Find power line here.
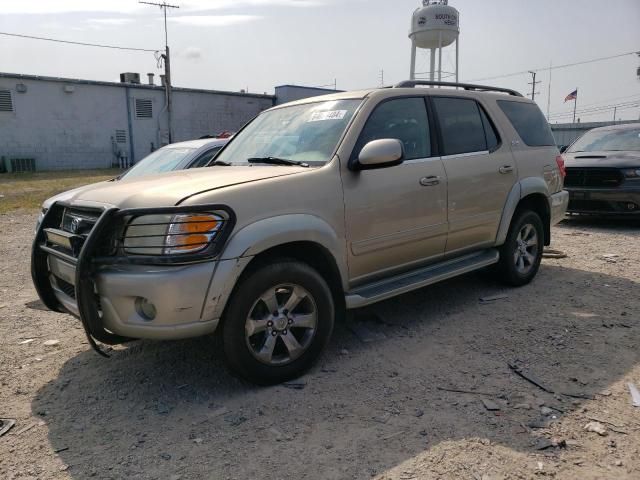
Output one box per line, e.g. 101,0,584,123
551,104,639,120
550,99,640,116
466,50,638,83
549,102,639,119
548,100,640,119
552,93,640,111
0,31,158,52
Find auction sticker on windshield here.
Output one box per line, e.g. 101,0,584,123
308,110,347,122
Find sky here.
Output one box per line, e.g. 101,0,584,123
1,0,639,122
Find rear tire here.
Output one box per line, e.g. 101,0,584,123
221,260,334,385
496,210,544,286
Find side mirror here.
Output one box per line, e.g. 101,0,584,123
356,139,404,170
559,145,568,154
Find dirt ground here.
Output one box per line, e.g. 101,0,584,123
1,211,639,480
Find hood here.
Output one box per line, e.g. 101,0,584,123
564,150,640,169
62,166,307,209
42,181,111,209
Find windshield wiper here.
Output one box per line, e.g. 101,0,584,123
247,157,309,168
209,160,232,166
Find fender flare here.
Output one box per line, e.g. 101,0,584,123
220,213,348,287
495,178,550,245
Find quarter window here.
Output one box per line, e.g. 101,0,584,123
432,97,488,155
497,100,555,146
191,146,223,168
353,98,431,161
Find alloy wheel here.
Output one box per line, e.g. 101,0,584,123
513,223,539,275
244,284,318,366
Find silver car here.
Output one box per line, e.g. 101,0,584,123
37,138,229,227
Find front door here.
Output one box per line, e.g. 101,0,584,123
431,96,517,254
341,97,448,285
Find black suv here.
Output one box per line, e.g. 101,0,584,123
563,123,640,215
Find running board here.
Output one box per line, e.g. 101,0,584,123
345,249,500,309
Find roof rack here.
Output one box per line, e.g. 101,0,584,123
393,80,523,97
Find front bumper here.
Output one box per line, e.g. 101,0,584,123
31,203,243,344
566,187,640,215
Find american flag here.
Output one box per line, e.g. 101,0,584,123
564,89,578,102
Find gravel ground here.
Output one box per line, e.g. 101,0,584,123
1,212,639,480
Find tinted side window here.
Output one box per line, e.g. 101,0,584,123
497,100,555,146
353,98,430,160
432,97,487,155
479,107,499,151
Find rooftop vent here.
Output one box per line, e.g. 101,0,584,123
120,72,141,84
147,73,155,85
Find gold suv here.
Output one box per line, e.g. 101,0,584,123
32,81,568,384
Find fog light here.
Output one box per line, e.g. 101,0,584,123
628,203,637,211
135,297,157,320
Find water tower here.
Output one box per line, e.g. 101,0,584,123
409,0,460,82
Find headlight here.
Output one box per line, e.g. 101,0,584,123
122,212,224,256
622,168,640,179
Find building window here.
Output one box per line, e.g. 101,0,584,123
135,98,153,118
0,89,14,112
115,129,127,143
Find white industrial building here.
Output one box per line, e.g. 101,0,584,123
0,72,338,171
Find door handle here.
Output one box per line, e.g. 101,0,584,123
499,165,514,174
420,175,440,186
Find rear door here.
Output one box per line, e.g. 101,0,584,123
342,96,448,284
431,96,517,254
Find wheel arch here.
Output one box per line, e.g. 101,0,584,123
496,179,552,246
216,215,348,321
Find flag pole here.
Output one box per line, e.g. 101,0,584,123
572,88,578,124
546,60,552,120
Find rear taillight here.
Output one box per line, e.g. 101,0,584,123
555,155,566,178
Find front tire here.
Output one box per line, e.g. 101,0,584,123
496,210,544,286
221,260,334,385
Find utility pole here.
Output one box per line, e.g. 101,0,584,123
613,106,617,124
379,69,384,87
528,70,541,102
140,1,179,143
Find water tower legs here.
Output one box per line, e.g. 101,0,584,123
429,49,435,81
455,37,459,83
437,31,443,82
410,40,417,80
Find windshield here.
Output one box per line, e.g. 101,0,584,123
568,127,640,153
122,147,195,179
214,99,362,166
